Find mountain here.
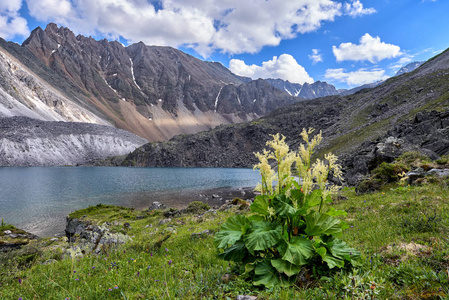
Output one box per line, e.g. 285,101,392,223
265,78,339,99
0,23,299,142
337,81,384,96
395,61,424,76
118,48,449,185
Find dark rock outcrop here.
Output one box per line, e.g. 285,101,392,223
343,110,449,185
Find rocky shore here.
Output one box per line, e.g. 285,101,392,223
1,185,257,253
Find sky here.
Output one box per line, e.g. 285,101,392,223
0,0,447,90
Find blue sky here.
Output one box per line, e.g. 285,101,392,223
0,0,447,89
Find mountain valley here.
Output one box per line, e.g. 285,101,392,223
1,23,448,179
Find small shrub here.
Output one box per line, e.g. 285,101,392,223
435,154,449,165
356,179,383,194
185,201,210,214
396,151,430,167
372,162,409,183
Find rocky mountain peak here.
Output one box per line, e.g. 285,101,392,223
264,78,339,99
3,23,302,142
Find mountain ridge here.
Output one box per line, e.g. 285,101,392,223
117,46,449,185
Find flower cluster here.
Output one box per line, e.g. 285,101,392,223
254,128,342,211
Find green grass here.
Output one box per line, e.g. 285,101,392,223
1,180,449,299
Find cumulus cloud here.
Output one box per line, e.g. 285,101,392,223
18,0,356,56
333,33,402,63
229,54,314,84
325,68,389,86
309,49,323,64
0,0,29,40
344,0,376,17
26,0,72,22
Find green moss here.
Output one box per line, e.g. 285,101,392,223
68,204,135,221
184,201,210,214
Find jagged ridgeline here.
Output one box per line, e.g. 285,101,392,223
120,48,449,184
0,23,317,142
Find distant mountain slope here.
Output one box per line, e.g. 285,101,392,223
0,23,299,141
395,61,424,76
119,48,449,184
265,78,339,99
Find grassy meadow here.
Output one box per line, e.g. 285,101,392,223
1,176,448,299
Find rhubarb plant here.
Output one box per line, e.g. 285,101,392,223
214,129,360,288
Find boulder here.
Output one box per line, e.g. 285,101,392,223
148,201,167,211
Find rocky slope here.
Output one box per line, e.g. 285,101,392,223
0,23,299,142
0,117,146,166
0,45,109,124
118,48,449,185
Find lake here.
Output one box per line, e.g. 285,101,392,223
0,167,260,237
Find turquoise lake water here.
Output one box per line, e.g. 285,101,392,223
0,167,260,237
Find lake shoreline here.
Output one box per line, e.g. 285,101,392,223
14,185,257,238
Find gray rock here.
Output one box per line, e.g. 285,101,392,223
42,259,58,265
427,169,449,177
159,218,172,225
148,201,167,211
191,230,211,238
236,296,257,300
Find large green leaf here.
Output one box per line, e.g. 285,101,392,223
251,195,270,216
271,259,303,277
305,211,342,236
327,238,361,265
322,254,344,269
214,215,250,249
218,241,248,262
315,246,327,258
253,260,293,287
272,195,296,218
306,189,322,208
278,236,314,266
244,220,282,252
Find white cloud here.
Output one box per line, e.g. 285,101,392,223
229,54,314,84
0,0,29,40
20,0,351,56
0,0,22,12
333,33,402,63
26,0,72,22
309,49,323,64
344,0,376,17
325,68,389,86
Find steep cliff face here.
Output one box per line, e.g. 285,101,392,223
10,23,299,141
0,117,147,166
0,47,109,124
